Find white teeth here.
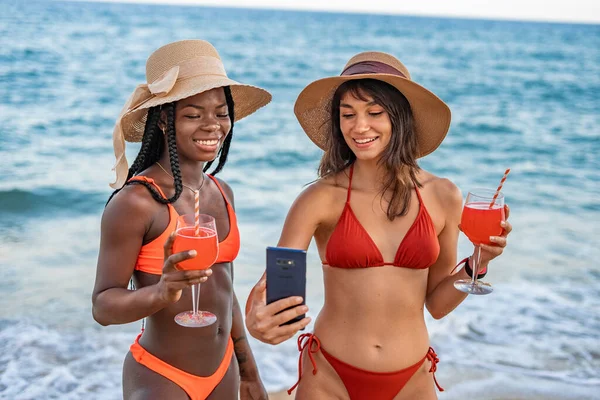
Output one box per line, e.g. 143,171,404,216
354,137,377,144
194,139,219,146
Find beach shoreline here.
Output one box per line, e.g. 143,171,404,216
1,1,598,399
269,390,293,400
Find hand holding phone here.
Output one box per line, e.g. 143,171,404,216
266,246,307,326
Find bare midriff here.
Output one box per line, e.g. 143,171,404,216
314,265,431,372
135,261,233,377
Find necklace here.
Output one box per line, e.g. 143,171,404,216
155,162,205,194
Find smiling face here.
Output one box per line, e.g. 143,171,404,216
172,87,232,163
338,89,393,162
321,79,419,177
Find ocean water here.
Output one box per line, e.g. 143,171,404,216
0,0,599,398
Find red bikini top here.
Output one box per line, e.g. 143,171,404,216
324,165,440,269
131,175,240,275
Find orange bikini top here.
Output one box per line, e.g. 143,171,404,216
131,175,240,275
324,165,440,269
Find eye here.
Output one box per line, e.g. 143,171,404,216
341,114,355,119
369,111,383,117
217,113,229,118
185,115,200,119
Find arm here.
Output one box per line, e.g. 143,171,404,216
92,187,209,325
245,182,329,344
232,292,268,400
232,292,261,379
216,178,268,399
425,180,511,319
424,180,468,319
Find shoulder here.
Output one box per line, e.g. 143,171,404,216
102,182,160,228
210,175,234,204
418,170,462,209
434,178,463,206
282,173,347,228
294,173,346,208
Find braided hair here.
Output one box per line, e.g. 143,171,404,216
106,86,236,205
203,86,235,175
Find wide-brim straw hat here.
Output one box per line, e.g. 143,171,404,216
294,51,450,158
110,40,272,188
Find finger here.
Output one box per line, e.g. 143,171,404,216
182,269,213,281
504,204,510,219
279,316,312,335
162,279,194,293
489,236,507,248
167,268,213,282
168,275,209,287
163,250,197,273
501,220,513,235
480,243,503,256
270,317,312,344
188,276,210,285
264,296,304,316
163,231,176,260
271,305,309,327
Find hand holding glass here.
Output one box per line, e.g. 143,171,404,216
454,189,505,295
172,214,219,327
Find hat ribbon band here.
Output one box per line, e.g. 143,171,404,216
145,56,228,97
341,61,407,78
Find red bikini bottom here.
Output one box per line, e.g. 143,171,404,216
288,333,443,399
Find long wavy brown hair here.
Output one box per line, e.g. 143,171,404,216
318,79,421,221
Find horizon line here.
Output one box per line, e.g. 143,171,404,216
67,0,600,25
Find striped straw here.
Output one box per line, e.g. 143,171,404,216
194,190,200,236
489,168,510,209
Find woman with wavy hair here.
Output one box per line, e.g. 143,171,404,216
245,51,512,399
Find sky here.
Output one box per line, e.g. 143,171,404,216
79,0,600,24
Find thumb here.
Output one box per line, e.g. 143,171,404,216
251,274,267,305
257,278,267,303
256,275,267,294
245,274,266,317
163,231,176,260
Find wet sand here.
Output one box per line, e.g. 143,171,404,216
269,390,294,400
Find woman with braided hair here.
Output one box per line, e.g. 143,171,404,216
92,40,271,400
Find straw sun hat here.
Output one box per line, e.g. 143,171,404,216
294,51,451,158
110,40,272,189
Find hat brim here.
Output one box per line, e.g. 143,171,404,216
122,76,271,142
294,73,450,158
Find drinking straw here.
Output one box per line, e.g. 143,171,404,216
489,168,510,208
194,190,200,236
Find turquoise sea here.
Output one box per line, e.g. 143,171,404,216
0,0,599,398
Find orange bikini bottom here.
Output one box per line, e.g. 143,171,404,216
130,333,234,400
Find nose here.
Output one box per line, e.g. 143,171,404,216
203,122,220,131
201,115,221,132
354,115,370,134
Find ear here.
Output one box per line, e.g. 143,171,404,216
158,109,168,133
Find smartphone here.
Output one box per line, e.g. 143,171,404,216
266,246,307,327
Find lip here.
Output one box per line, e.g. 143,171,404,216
352,136,379,149
192,137,221,152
